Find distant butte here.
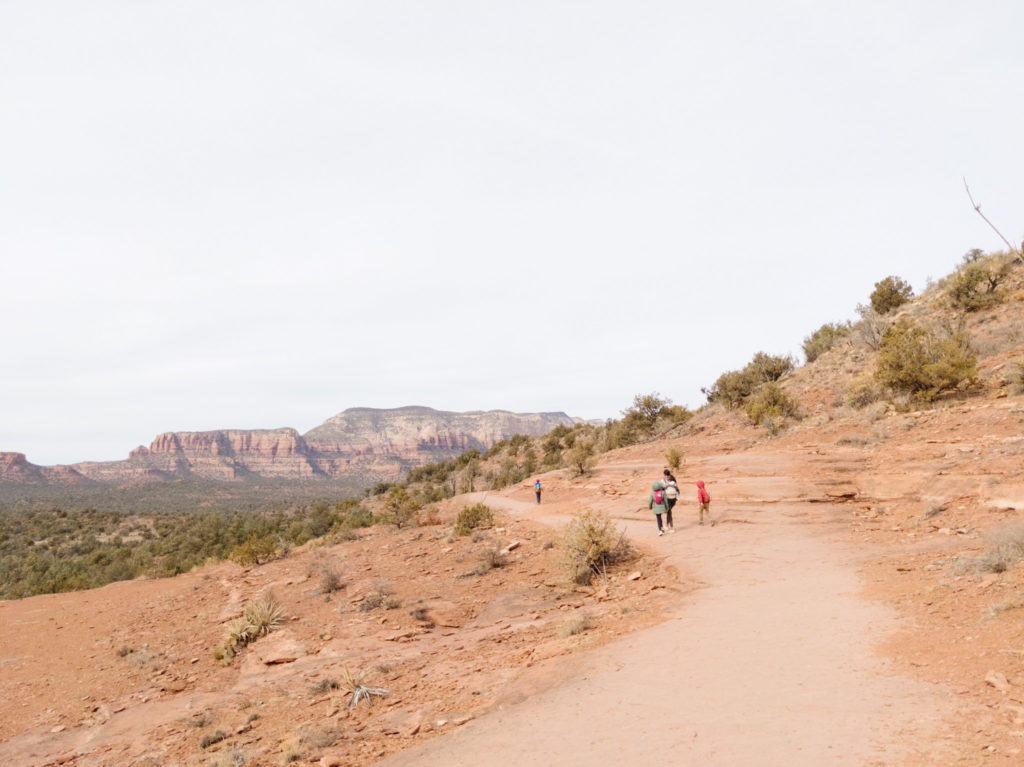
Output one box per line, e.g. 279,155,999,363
0,406,581,488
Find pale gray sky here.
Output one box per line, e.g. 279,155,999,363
2,1,1022,466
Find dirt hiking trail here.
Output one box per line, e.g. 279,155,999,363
377,454,956,766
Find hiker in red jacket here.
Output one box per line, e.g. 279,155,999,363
696,480,712,525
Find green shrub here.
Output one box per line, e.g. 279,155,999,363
869,275,913,314
874,318,977,404
454,503,493,536
560,509,633,585
567,442,596,478
382,487,420,529
229,532,279,566
704,352,795,408
664,448,683,471
704,368,759,408
333,499,375,529
541,432,564,467
743,382,800,425
803,321,852,363
617,393,691,443
947,252,1014,311
488,457,528,490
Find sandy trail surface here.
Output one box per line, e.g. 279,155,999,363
376,459,955,766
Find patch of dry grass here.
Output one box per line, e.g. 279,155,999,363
559,612,596,638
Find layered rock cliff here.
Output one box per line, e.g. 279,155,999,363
304,407,575,463
3,407,576,489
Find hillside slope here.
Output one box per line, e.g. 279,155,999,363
2,257,1023,765
2,382,1024,764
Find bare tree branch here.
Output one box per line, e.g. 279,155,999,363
963,177,1021,259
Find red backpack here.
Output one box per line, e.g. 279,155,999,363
654,489,664,505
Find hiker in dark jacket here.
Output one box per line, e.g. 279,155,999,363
648,481,672,535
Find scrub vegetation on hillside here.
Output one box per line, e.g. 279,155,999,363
0,500,374,599
2,247,1020,602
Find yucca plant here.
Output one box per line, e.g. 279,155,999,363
340,667,390,707
213,593,284,665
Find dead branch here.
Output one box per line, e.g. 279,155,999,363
963,177,1021,260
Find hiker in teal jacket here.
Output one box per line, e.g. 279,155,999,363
648,481,674,536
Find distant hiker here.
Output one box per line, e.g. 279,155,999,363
696,480,712,525
661,470,679,532
648,481,672,535
534,479,542,504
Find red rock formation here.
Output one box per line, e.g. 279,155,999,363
0,452,91,485
4,407,578,488
0,452,43,483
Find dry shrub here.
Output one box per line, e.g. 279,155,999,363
1011,358,1024,394
559,612,596,637
958,522,1024,575
309,678,340,695
299,726,344,749
209,750,247,767
199,730,228,749
359,580,397,611
308,555,343,594
560,509,634,585
474,547,507,575
417,506,442,526
844,375,886,408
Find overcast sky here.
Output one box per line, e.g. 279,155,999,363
2,1,1022,466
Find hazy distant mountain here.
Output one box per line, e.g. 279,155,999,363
0,407,578,493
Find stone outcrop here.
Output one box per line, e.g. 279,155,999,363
0,452,92,486
3,406,576,489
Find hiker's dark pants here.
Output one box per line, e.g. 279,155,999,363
535,492,541,504
665,499,676,527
